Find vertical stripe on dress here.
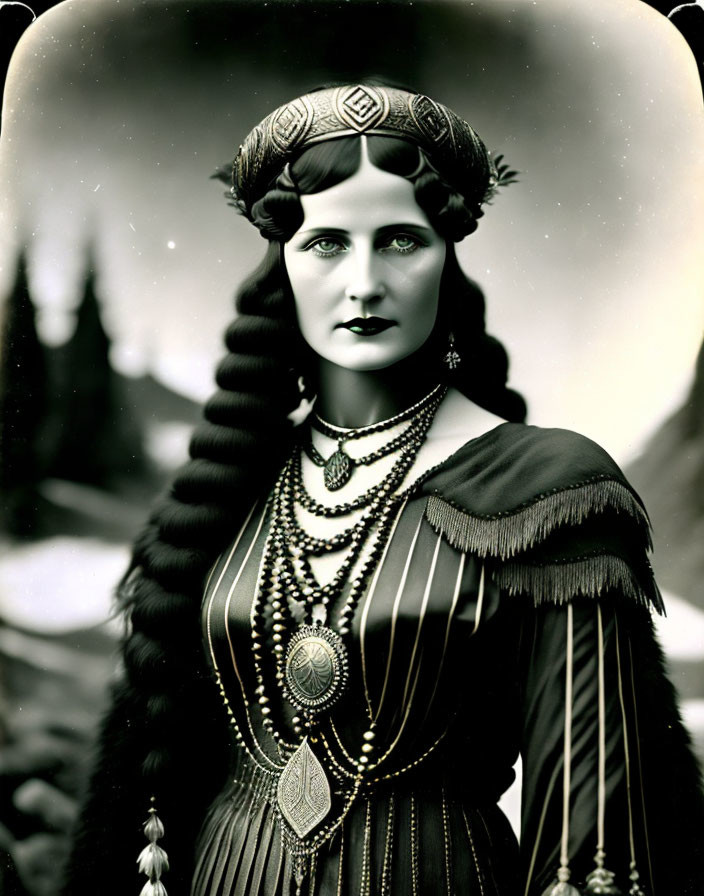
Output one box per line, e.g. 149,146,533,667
380,794,395,896
374,512,425,722
360,798,372,896
410,793,420,896
249,810,276,896
378,528,443,762
222,505,270,694
614,615,648,896
359,498,409,719
554,602,576,890
441,786,454,896
263,816,285,896
471,563,485,636
400,531,443,709
627,636,654,894
421,550,467,730
522,603,576,896
336,821,345,896
462,806,486,896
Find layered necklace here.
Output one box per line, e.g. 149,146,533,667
305,383,446,491
221,384,447,891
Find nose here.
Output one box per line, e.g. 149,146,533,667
344,245,386,305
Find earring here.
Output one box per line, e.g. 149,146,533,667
443,333,461,370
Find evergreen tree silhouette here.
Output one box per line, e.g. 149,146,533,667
684,338,704,439
48,255,145,487
0,251,47,536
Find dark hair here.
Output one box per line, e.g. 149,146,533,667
252,134,485,241
64,132,524,893
252,135,526,420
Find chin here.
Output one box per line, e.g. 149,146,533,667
325,350,415,372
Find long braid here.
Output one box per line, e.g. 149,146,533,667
124,242,299,774
61,244,301,896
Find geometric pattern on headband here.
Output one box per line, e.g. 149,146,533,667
231,84,495,221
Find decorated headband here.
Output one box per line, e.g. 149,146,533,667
226,84,516,224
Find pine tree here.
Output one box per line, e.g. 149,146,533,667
0,252,47,536
47,257,145,487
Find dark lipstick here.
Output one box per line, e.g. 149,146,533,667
339,317,396,336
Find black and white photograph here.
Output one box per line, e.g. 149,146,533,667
1,1,703,895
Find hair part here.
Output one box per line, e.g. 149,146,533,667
252,135,484,243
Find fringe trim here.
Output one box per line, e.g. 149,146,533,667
492,554,664,614
424,479,651,561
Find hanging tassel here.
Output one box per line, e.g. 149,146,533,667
139,883,168,896
584,852,622,894
138,798,169,896
627,861,646,896
541,866,583,896
138,843,170,880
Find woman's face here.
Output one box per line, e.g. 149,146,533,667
283,143,446,373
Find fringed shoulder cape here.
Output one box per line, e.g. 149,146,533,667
61,423,704,896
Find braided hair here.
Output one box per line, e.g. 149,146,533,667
62,133,524,896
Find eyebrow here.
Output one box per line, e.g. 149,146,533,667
294,223,434,239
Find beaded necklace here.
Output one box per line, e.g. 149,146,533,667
307,383,446,490
216,385,447,893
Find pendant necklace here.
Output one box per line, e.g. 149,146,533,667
229,384,446,891
307,383,446,490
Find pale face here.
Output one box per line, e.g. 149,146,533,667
283,143,446,373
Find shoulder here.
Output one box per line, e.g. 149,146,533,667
419,421,635,515
417,423,663,612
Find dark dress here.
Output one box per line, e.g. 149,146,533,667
188,423,704,896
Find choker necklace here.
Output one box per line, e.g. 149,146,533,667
308,384,446,490
313,383,445,437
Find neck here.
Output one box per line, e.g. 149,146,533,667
313,355,440,429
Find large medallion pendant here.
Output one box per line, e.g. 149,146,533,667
284,625,349,713
277,737,332,838
324,447,352,491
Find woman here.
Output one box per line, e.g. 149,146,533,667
62,85,704,896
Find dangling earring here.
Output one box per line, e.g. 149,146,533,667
443,333,461,370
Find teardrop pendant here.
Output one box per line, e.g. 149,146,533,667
324,446,353,490
277,737,332,838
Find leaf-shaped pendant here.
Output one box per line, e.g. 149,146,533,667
277,737,331,838
324,447,352,491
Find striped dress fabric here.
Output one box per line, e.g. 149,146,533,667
190,424,704,896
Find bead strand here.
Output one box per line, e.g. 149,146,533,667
312,383,445,439
305,396,440,472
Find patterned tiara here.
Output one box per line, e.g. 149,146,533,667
229,84,510,222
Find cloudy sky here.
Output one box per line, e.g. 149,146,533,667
0,0,702,463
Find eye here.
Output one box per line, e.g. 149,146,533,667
380,233,423,254
307,237,346,258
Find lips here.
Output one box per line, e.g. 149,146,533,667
338,317,396,336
